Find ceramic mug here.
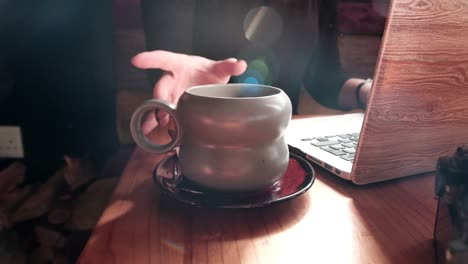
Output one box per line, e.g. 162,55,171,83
130,83,292,192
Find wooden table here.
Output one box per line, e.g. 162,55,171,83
77,119,439,264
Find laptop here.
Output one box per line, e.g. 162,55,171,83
286,0,468,184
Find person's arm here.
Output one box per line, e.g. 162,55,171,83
339,78,372,110
304,0,371,110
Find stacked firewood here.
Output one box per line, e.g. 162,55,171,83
0,156,118,264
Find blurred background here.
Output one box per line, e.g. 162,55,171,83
0,0,388,181
0,0,388,263
0,0,117,181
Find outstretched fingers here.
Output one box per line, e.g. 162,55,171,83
132,50,184,72
212,58,248,78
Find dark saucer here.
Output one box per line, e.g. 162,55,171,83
152,152,315,208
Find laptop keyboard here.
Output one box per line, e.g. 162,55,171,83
301,133,360,163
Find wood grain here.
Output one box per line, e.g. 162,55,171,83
77,118,439,264
354,0,468,184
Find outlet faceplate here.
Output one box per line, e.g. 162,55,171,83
0,126,24,158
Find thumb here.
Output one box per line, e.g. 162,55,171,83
213,58,248,78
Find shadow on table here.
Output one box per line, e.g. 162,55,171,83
159,187,311,239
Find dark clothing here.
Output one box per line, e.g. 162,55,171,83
141,0,347,112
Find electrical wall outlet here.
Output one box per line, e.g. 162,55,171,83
0,126,24,158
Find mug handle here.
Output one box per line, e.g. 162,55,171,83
130,99,183,154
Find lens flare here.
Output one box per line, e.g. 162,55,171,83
235,47,280,86
240,84,264,97
244,77,260,85
243,6,283,46
243,68,265,85
250,59,269,79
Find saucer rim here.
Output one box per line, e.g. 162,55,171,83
152,152,315,209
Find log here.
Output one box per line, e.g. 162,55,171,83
65,178,118,231
11,251,26,264
0,229,23,264
52,251,68,264
0,185,35,230
10,168,66,224
30,246,54,264
0,185,35,212
48,198,73,226
34,226,67,249
0,250,26,264
64,156,98,191
0,162,25,193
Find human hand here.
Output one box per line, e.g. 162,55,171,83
358,80,373,108
339,78,373,110
131,50,247,133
